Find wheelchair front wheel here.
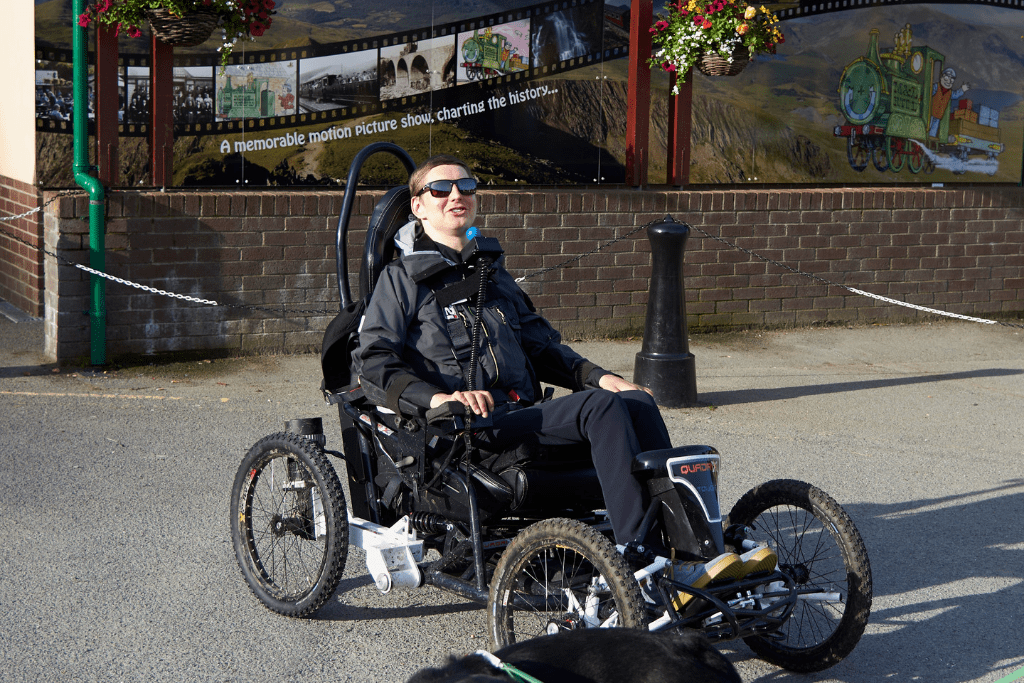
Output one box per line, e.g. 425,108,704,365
727,479,872,673
230,432,349,617
488,518,648,649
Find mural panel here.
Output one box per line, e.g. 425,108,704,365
32,0,1024,187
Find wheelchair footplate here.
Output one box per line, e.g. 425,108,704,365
630,555,802,642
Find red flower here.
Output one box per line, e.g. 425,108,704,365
264,0,276,8
127,26,142,38
702,18,712,29
693,14,704,24
250,23,265,36
96,0,110,12
662,61,677,72
78,12,92,27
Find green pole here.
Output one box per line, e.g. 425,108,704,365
72,0,106,365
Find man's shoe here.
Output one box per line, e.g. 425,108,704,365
739,545,778,576
669,552,745,610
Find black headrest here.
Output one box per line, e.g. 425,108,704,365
358,186,412,302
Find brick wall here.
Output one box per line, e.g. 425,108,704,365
0,176,43,316
43,186,1024,362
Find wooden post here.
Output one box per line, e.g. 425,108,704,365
95,24,120,185
667,71,693,186
626,0,653,187
150,37,174,187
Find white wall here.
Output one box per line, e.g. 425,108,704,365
0,0,36,184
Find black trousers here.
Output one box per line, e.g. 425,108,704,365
486,389,672,545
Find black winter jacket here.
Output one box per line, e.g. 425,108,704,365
353,221,607,414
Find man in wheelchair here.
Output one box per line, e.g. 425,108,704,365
232,150,871,670
353,154,743,580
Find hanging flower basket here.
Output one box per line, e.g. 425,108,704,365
146,8,219,46
78,0,277,66
649,0,784,91
696,47,750,77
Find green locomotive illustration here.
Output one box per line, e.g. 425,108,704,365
461,28,525,80
834,26,1003,175
218,73,277,119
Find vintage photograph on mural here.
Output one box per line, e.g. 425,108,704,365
215,62,298,121
457,20,530,83
298,50,379,114
173,66,215,126
35,60,76,125
530,1,604,68
380,36,456,100
124,66,151,127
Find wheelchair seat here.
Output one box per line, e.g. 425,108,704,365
324,182,606,527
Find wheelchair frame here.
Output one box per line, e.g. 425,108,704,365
231,143,874,673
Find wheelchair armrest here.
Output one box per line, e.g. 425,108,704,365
425,401,469,425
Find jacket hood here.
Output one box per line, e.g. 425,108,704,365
393,220,455,282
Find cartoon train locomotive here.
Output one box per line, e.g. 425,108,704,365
834,27,1003,175
461,29,525,80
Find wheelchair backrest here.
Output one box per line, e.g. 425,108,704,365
358,185,412,302
321,185,411,393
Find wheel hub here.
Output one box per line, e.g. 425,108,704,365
780,563,810,584
270,513,309,537
546,615,581,634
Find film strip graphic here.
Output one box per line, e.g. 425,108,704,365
35,0,628,138
772,0,1024,21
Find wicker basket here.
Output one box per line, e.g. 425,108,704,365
696,48,750,77
146,8,219,47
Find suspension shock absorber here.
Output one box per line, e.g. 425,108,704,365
410,511,450,535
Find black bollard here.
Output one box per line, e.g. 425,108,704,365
633,216,698,407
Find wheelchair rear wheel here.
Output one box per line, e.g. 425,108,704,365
231,432,349,617
487,518,648,649
727,479,872,673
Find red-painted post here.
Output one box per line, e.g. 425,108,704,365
150,36,174,187
96,24,119,185
667,71,693,186
626,0,653,187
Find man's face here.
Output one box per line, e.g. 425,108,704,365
410,164,478,245
940,72,954,89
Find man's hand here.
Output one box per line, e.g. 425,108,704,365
430,390,495,417
598,374,654,397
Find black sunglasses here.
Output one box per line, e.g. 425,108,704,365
416,178,478,198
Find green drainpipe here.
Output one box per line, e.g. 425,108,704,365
72,0,106,365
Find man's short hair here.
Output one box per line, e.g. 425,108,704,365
409,154,473,197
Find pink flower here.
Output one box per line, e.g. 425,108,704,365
693,14,704,24
656,20,669,31
127,26,142,38
96,0,110,12
662,61,677,72
77,12,92,27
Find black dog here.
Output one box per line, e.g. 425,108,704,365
407,628,742,683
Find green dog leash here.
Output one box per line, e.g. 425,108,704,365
474,650,545,683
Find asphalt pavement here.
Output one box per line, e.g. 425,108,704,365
1,309,1022,682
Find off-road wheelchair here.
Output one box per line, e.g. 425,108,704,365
230,143,873,673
